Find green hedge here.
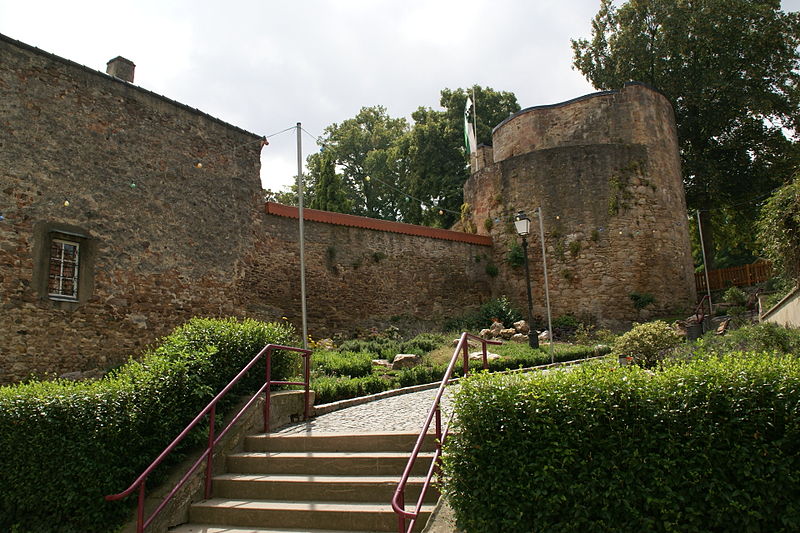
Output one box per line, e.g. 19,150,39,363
0,317,298,533
311,374,395,404
312,350,374,378
443,353,800,532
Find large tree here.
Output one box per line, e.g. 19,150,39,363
572,0,800,268
303,87,520,226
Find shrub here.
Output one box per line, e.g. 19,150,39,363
0,317,297,533
311,374,394,404
312,350,373,378
444,296,523,332
669,322,800,363
723,286,748,307
507,243,525,267
443,353,800,532
629,291,655,310
612,320,681,368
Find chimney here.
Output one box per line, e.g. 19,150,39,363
106,57,135,83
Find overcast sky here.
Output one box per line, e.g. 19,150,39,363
2,0,799,192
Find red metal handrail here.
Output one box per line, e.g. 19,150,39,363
105,343,312,533
391,332,502,533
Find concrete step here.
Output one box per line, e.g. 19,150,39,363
247,432,438,453
212,473,439,503
226,451,435,476
189,498,435,532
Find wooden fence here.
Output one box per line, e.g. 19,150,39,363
695,261,773,293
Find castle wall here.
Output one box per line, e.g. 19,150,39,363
464,83,696,328
0,35,492,383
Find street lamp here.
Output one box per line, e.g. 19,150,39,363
514,211,539,349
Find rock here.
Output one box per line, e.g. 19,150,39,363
372,359,392,368
392,353,422,370
489,321,504,335
511,333,528,343
513,320,530,335
538,330,551,341
500,328,516,340
317,338,336,350
478,329,493,339
468,351,501,361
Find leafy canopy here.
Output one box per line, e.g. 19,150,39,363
572,0,800,268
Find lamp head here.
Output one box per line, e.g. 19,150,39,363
514,211,531,236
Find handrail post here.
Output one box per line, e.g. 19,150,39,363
137,482,145,533
265,347,273,432
434,405,442,477
482,340,488,370
462,339,469,377
397,492,405,533
204,404,216,498
304,353,311,420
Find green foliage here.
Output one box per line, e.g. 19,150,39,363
485,263,499,277
0,317,297,533
311,374,394,404
304,86,519,227
444,296,523,332
629,291,655,310
758,176,800,281
312,350,373,378
444,353,800,532
573,0,800,267
506,242,525,267
670,322,800,363
612,320,681,368
723,286,748,307
308,150,352,214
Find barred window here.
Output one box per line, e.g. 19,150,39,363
48,239,80,300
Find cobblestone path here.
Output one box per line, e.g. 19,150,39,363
276,386,457,435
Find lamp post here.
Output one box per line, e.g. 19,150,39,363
514,211,539,349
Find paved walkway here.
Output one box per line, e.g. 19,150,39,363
276,386,456,435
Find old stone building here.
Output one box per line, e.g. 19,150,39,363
1,34,694,384
0,34,491,383
463,83,696,327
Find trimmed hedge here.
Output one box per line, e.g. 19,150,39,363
312,350,374,378
311,374,394,404
0,317,298,533
443,353,800,532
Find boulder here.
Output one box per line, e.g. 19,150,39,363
372,359,392,369
511,333,529,343
468,351,501,361
538,330,551,341
392,353,422,370
513,320,530,335
500,328,516,340
479,328,493,339
489,321,505,335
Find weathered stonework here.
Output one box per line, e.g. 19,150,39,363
0,34,493,384
463,83,696,328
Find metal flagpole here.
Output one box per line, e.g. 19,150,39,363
472,87,478,171
696,210,713,314
536,207,554,363
297,123,308,349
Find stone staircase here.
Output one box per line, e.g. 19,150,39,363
169,431,439,533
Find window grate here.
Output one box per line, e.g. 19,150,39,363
48,239,80,299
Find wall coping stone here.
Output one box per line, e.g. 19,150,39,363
265,202,493,246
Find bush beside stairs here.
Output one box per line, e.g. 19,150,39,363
169,431,439,533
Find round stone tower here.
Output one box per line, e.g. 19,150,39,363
462,82,696,328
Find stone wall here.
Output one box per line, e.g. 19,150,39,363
0,34,493,383
463,83,696,328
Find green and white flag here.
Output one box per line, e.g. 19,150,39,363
464,97,477,155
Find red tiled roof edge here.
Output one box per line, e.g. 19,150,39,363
265,202,493,246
